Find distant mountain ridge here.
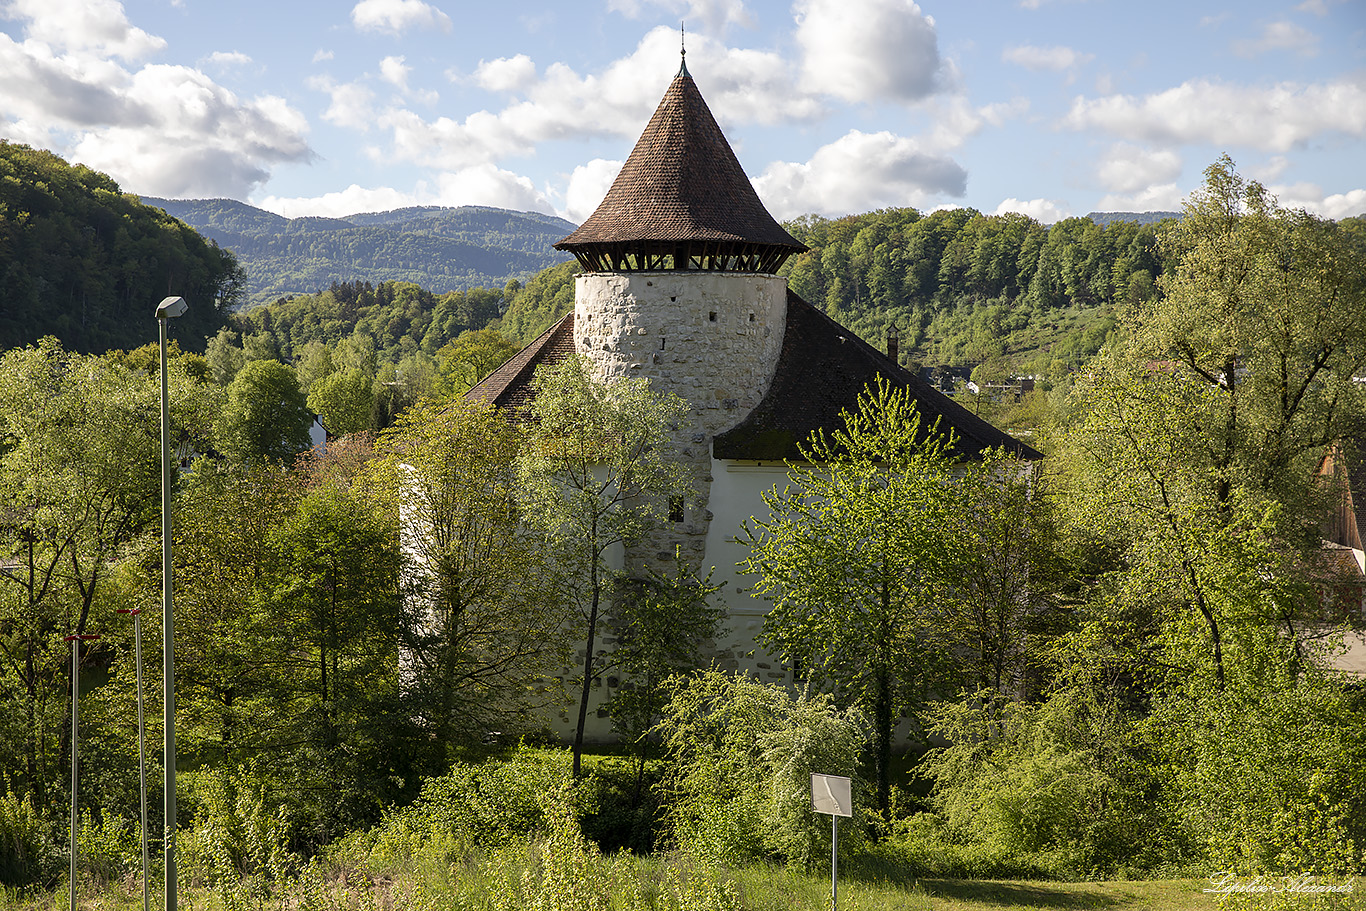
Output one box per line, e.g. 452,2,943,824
1085,210,1182,227
143,197,576,310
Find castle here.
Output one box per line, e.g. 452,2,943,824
466,53,1039,739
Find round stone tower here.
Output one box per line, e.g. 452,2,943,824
555,54,807,577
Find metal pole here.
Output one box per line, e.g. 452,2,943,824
831,814,839,911
135,611,148,911
159,315,177,911
65,633,98,911
119,608,149,911
68,635,78,911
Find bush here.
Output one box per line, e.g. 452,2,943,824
366,744,571,871
654,670,867,869
0,788,58,887
77,810,139,885
917,688,1181,878
178,767,299,894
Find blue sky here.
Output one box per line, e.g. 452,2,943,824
2,0,1363,224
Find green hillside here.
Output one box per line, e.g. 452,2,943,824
145,197,576,309
0,141,238,353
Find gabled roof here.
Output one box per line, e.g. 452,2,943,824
463,312,575,416
555,68,805,256
712,292,1043,462
463,290,1042,463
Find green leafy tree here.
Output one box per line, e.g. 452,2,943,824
214,359,313,464
267,478,401,837
369,400,562,752
0,341,218,812
433,328,519,398
742,378,961,817
306,367,375,438
516,356,688,778
607,556,724,799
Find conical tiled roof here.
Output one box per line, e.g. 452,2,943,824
556,65,805,272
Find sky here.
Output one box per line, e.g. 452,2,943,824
1,0,1363,226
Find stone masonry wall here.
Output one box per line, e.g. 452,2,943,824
573,271,787,579
557,272,790,739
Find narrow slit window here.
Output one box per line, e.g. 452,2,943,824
668,496,685,523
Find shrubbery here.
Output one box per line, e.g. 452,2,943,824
654,670,867,869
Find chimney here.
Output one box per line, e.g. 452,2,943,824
887,324,899,364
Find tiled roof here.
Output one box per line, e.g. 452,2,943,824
555,69,804,254
463,312,575,416
712,292,1043,462
463,290,1042,463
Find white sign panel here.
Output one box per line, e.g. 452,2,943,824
810,773,852,817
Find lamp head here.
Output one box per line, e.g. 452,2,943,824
156,296,188,319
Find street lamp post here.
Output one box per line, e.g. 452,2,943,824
156,295,186,911
117,607,149,911
65,631,99,911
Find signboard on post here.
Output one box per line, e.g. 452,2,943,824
811,773,852,911
811,773,852,817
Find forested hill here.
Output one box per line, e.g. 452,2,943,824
777,208,1178,380
145,197,576,310
0,142,237,353
1086,210,1181,227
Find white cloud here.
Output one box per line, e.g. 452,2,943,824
379,55,410,90
1002,44,1094,73
922,96,1026,153
433,164,553,213
564,158,622,223
1063,77,1366,152
257,184,417,219
380,28,815,174
753,129,967,218
1232,21,1319,58
7,0,165,61
313,49,334,63
203,51,251,69
309,76,376,129
795,0,941,104
0,3,311,199
994,198,1069,223
1096,183,1186,212
66,65,312,197
1096,143,1182,194
350,0,451,35
1269,183,1366,219
607,0,755,34
473,55,537,94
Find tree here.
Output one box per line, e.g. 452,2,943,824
516,356,689,778
0,340,216,810
433,328,519,398
306,367,375,438
607,556,724,801
742,378,959,816
1057,157,1366,690
214,359,313,464
267,477,401,837
942,449,1053,697
369,399,562,752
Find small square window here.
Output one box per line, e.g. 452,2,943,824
708,311,717,322
749,313,756,322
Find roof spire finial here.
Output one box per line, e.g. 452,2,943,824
678,21,690,77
